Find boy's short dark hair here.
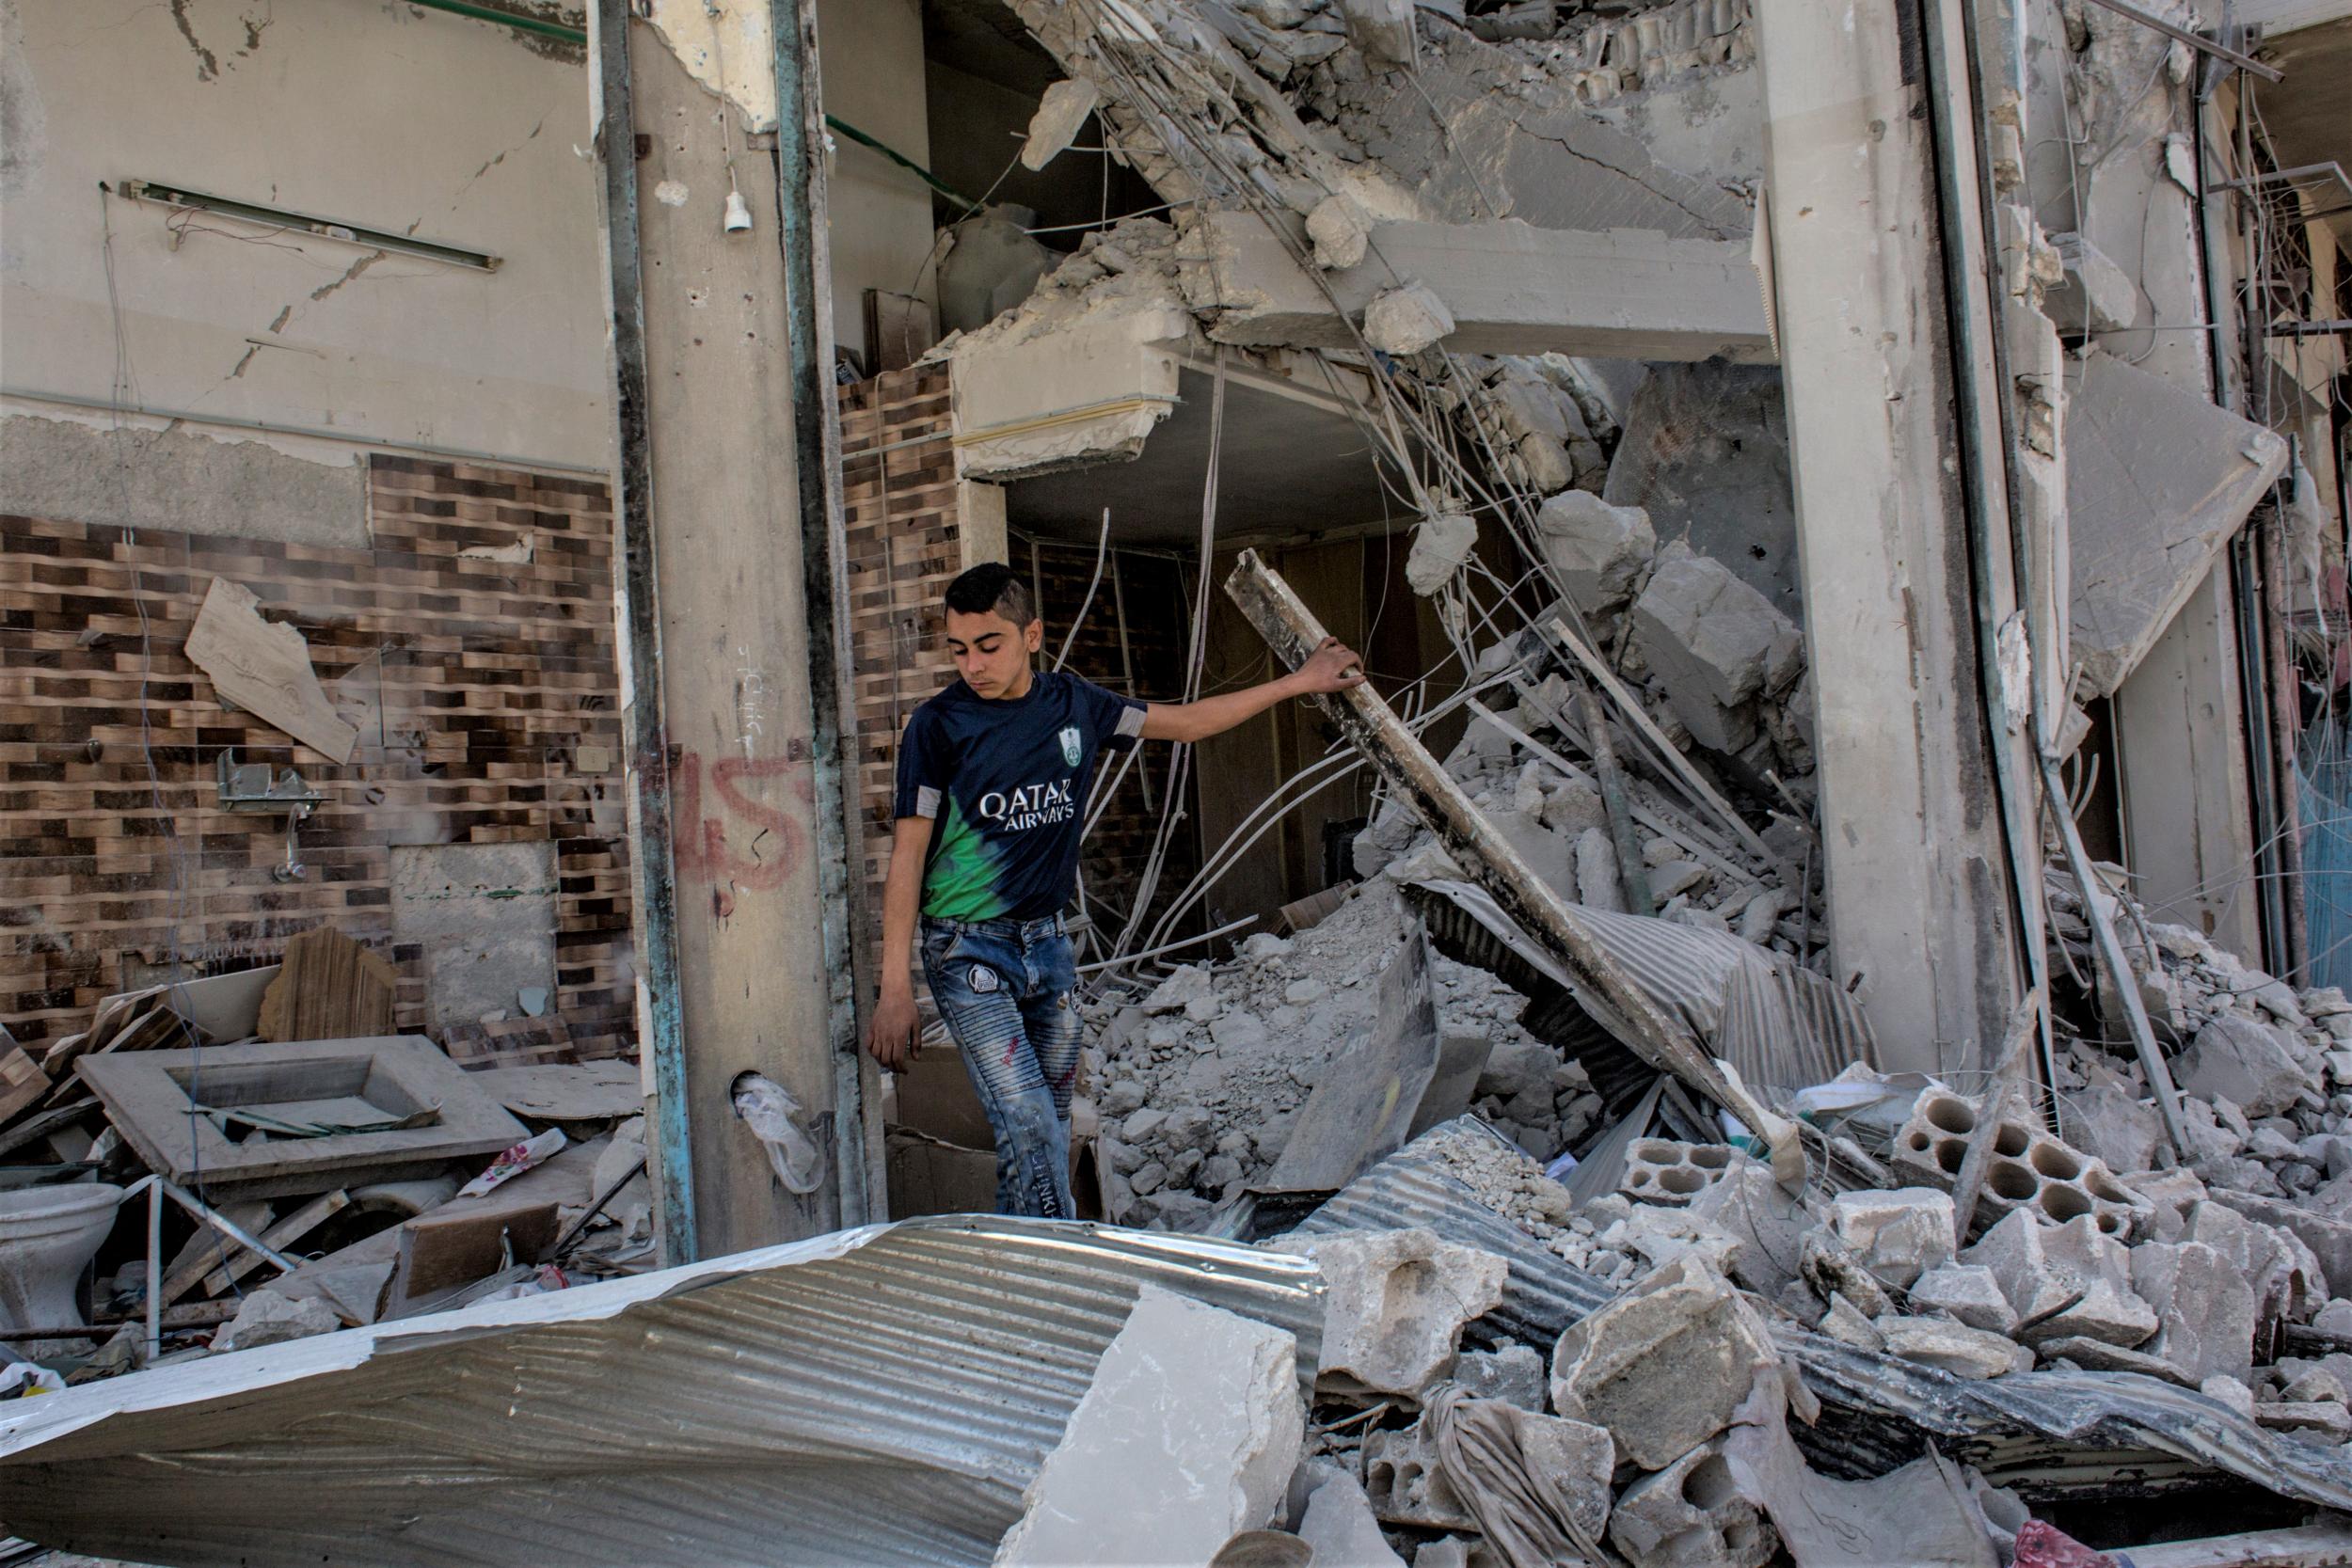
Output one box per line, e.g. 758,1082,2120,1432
944,562,1037,626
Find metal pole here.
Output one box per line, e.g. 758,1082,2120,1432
774,0,877,1227
588,0,697,1264
145,1180,162,1365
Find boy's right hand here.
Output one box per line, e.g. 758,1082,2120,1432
866,988,921,1072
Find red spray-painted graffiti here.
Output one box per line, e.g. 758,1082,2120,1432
671,749,813,895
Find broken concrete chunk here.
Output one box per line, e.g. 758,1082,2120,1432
2129,1240,2255,1386
214,1290,341,1354
1336,0,1416,71
1609,1439,1776,1568
1306,194,1372,271
1364,280,1455,356
1534,489,1655,615
1362,1423,1475,1529
1686,1158,1818,1297
1829,1187,1956,1291
994,1287,1303,1567
1573,828,1624,914
1020,80,1100,171
1453,1342,1546,1411
1143,966,1215,1016
1274,1227,1507,1399
1626,542,1803,752
2029,1214,2160,1348
2177,1014,2309,1120
1405,511,1479,595
1295,1467,1406,1568
2047,231,2137,335
1876,1314,2032,1379
1549,1258,1780,1470
1818,1292,1885,1352
1908,1263,2020,1335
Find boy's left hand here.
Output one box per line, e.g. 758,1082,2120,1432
1295,637,1367,694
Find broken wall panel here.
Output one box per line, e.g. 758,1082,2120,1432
2066,350,2292,699
0,1216,1325,1568
0,457,634,1063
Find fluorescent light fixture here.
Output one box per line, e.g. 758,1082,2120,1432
119,178,502,272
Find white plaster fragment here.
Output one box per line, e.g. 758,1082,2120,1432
994,1287,1303,1566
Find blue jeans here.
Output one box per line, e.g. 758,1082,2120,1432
920,914,1082,1218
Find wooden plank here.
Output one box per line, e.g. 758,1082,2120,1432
1224,549,1802,1183
150,1189,350,1307
183,576,359,763
0,1028,50,1126
257,927,397,1043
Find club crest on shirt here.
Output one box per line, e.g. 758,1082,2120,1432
1058,725,1083,768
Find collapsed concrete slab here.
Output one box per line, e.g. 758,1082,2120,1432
1549,1257,1781,1469
1177,212,1773,362
997,1286,1305,1566
2065,349,2292,698
1273,1227,1507,1400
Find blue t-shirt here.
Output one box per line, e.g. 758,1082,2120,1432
893,671,1148,922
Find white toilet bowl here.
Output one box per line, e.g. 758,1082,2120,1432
0,1182,123,1344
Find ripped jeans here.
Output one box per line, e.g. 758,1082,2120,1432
920,913,1081,1218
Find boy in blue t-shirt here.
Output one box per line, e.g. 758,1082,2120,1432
869,561,1363,1217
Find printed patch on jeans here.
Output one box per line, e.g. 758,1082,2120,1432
966,963,1001,994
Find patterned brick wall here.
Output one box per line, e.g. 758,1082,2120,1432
0,455,633,1064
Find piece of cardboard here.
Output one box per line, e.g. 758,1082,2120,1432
893,1048,995,1152
886,1127,996,1218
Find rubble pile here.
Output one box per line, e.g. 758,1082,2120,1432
1084,891,1598,1227
0,925,653,1388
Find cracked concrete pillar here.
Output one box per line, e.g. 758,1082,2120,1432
1752,0,2020,1071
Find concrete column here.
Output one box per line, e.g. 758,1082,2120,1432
1754,0,2019,1070
591,1,869,1257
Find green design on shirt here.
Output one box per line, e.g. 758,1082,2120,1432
922,791,1012,920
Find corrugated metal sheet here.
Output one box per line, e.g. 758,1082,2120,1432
0,1216,1324,1568
1301,1121,2352,1510
1406,879,1877,1099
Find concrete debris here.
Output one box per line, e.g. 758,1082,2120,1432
1451,1341,1546,1411
995,1287,1305,1566
2130,1241,2257,1386
1273,1227,1507,1399
2064,348,2292,698
1362,1421,1478,1529
1536,489,1656,616
1549,1256,1780,1468
1404,508,1479,594
1609,1438,1776,1568
1294,1465,1407,1568
1363,279,1455,356
2176,1013,2309,1121
212,1289,342,1353
1876,1314,2035,1380
1626,541,1804,752
1828,1187,1956,1291
1910,1262,2021,1336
